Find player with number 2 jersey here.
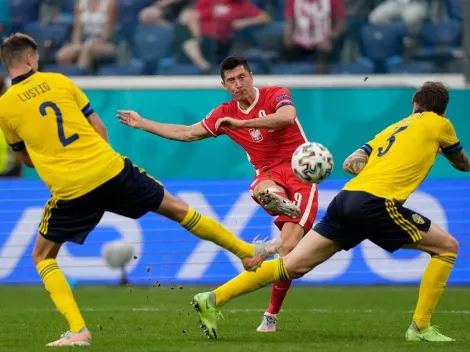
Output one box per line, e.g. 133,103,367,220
117,56,321,333
0,34,277,347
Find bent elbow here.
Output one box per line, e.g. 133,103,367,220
342,158,352,173
284,115,296,126
22,159,34,168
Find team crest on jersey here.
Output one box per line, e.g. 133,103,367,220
249,128,263,142
412,214,425,225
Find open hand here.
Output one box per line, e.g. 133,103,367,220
117,110,145,129
215,117,245,131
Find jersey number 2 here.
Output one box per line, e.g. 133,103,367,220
377,125,408,157
39,102,79,147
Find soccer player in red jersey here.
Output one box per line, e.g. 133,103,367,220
117,56,321,332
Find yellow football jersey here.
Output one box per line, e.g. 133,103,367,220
0,70,124,199
344,111,462,203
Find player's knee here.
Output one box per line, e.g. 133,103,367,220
284,257,310,279
278,223,304,255
155,190,189,222
278,237,300,256
287,265,309,279
441,235,459,254
430,232,459,255
32,245,49,265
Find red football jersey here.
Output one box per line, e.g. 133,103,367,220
200,86,308,174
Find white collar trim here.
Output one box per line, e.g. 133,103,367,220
237,87,259,115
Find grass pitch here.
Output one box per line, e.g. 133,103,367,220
1,285,469,351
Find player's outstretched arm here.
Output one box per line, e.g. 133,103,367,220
87,112,109,142
441,148,470,172
343,149,369,175
117,110,210,142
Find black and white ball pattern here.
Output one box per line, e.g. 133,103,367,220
291,142,334,184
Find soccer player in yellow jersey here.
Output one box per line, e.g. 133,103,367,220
192,81,469,341
0,33,278,347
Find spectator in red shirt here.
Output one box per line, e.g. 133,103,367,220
283,0,346,73
175,0,270,73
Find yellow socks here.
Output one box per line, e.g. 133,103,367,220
180,207,255,258
36,259,85,333
413,253,457,330
214,258,290,306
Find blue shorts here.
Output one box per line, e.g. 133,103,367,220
313,190,431,253
39,158,165,244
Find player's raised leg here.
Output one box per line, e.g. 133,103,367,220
192,230,340,338
252,180,301,219
403,222,458,342
32,235,91,347
155,188,278,271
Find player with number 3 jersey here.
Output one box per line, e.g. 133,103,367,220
0,34,277,347
191,81,468,342
118,56,322,332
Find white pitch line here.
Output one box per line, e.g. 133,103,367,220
11,307,470,315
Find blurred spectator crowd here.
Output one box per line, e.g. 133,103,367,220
0,0,464,76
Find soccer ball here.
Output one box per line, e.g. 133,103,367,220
102,240,135,269
291,142,334,184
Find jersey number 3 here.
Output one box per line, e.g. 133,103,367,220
39,102,79,147
377,125,408,157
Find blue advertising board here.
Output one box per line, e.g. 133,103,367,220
0,179,469,285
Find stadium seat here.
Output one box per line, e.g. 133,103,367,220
240,48,279,63
272,0,286,20
271,62,314,75
412,20,461,63
252,22,284,52
115,0,151,46
7,0,40,32
419,20,462,47
157,63,201,75
386,61,437,74
346,17,368,42
57,0,76,23
249,0,266,9
360,23,406,63
445,0,462,21
133,24,174,72
42,65,89,76
243,62,265,74
61,0,76,13
117,0,150,25
23,22,71,65
97,62,145,76
330,59,375,74
23,22,70,49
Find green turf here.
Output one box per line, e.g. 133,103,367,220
0,285,468,351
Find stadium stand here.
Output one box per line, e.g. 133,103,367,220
2,0,464,75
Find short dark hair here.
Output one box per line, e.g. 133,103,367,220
1,33,38,69
412,81,449,115
0,73,6,95
220,56,251,79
